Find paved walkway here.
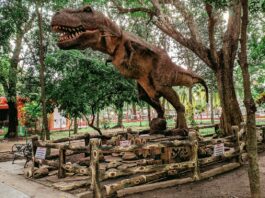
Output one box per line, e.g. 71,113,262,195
0,160,76,198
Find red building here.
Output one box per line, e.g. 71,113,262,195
0,96,26,127
0,97,88,132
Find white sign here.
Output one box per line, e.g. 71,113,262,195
213,143,224,157
120,140,131,147
35,147,47,160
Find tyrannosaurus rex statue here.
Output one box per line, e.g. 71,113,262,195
51,5,208,135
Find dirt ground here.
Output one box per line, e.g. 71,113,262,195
0,139,265,198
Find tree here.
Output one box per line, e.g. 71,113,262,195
35,0,49,140
22,101,41,133
110,0,245,135
45,50,138,134
239,1,261,196
0,0,35,138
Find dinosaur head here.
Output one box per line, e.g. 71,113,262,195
51,5,121,50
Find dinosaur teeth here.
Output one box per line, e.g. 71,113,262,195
58,26,84,42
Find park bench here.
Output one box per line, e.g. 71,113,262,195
12,142,32,168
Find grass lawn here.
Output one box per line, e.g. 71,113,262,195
1,118,264,140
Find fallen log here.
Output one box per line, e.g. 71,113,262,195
199,148,238,166
117,177,193,197
24,167,38,178
36,141,89,152
199,136,235,145
77,157,90,166
46,150,87,160
100,140,193,153
33,167,49,179
200,162,240,179
116,162,241,197
104,171,169,196
34,159,59,168
104,160,194,180
63,162,90,175
50,133,90,143
52,180,90,191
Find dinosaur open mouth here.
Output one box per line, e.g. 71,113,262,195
52,25,87,42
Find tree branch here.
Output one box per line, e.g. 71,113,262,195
222,0,241,66
111,0,213,69
171,0,202,43
111,0,156,15
83,106,102,136
22,13,36,34
24,37,39,64
205,3,218,69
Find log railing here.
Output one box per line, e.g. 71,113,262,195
31,133,107,179
29,123,265,197
89,129,246,197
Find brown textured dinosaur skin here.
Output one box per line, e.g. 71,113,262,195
51,5,208,134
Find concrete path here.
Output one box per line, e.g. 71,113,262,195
0,160,76,198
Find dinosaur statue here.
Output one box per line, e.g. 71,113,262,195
51,5,208,135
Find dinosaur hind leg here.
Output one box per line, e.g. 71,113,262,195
137,83,164,118
158,86,188,130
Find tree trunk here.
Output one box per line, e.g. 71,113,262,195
210,88,214,124
5,101,18,138
74,117,78,134
132,103,137,120
215,64,243,135
4,34,23,138
96,111,100,128
147,105,151,125
188,87,195,125
3,5,35,138
188,87,193,105
36,4,49,140
112,0,243,135
239,1,260,197
117,106,123,127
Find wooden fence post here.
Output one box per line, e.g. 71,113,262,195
58,147,66,178
189,131,200,180
31,136,38,168
84,134,90,157
90,138,102,198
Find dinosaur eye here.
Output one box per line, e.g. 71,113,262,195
83,5,93,13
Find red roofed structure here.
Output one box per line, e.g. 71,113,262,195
0,97,8,110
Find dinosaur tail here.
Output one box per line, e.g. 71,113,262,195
193,77,209,103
